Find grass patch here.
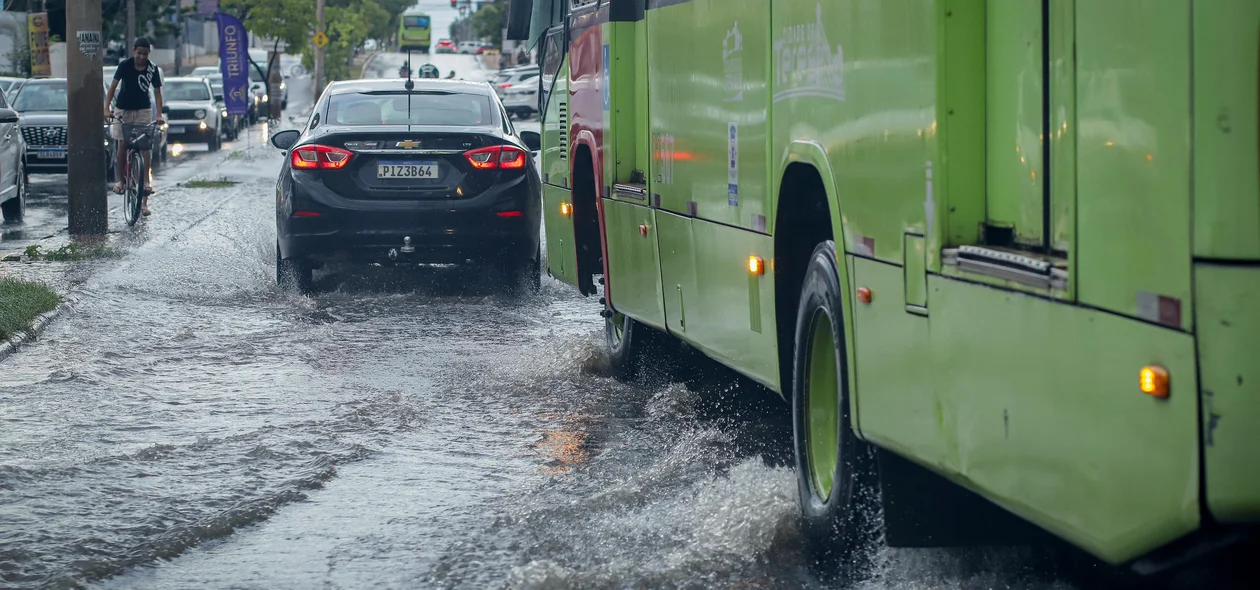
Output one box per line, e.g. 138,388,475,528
183,177,238,189
24,243,122,261
0,278,60,341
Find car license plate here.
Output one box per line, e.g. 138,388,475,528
167,126,185,134
377,161,439,179
36,149,66,159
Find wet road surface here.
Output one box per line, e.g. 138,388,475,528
4,29,1240,590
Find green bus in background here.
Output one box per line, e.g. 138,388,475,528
398,12,431,53
517,0,1260,580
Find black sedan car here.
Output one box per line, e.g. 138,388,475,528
269,78,543,293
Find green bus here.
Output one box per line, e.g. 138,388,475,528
398,12,431,53
518,0,1258,579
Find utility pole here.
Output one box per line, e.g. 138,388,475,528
314,0,325,99
67,0,107,235
125,0,135,51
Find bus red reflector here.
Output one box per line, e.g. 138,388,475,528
496,211,524,217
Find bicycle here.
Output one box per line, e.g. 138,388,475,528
107,117,158,226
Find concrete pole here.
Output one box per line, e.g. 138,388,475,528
314,0,325,99
125,0,135,51
67,0,107,235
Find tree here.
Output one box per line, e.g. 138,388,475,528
220,0,315,51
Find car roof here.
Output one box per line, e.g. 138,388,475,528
165,77,209,83
326,78,495,96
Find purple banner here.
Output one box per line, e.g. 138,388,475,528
215,12,249,117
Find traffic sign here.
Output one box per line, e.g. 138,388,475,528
313,31,329,49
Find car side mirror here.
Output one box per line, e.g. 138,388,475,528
271,129,301,150
520,130,541,152
214,94,223,102
0,108,17,124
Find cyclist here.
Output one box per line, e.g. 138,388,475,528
446,70,457,79
399,61,412,78
105,37,164,215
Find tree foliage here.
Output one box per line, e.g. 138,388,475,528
453,0,508,47
220,0,315,51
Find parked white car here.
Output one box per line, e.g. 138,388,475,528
160,77,223,151
457,41,481,54
501,85,538,119
493,66,540,99
190,66,219,78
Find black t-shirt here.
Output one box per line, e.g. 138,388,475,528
113,57,162,110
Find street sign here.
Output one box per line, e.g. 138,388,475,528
313,31,329,49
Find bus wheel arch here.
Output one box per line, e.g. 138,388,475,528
774,158,879,575
570,144,602,296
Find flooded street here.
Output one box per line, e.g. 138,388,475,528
3,36,1239,590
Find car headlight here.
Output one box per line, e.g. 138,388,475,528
195,109,206,119
221,109,228,117
262,95,269,102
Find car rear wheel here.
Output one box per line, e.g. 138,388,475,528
1,163,25,223
792,241,880,581
276,244,313,294
501,246,541,296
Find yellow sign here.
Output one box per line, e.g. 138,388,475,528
313,31,329,49
28,12,50,77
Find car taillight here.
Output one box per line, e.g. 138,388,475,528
291,144,353,170
464,145,527,170
498,83,512,89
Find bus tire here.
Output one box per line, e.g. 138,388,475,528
791,241,880,580
605,309,665,381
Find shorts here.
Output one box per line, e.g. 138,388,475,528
110,108,153,141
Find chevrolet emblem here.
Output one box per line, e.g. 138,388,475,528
396,140,422,149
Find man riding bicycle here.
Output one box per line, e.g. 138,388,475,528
104,37,164,216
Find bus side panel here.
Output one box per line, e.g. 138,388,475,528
772,0,936,266
602,198,666,331
542,56,577,287
1076,1,1193,332
1195,263,1260,524
543,184,578,286
851,257,946,470
686,220,778,391
928,274,1200,564
1192,0,1260,260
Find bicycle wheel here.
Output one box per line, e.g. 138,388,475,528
124,150,144,225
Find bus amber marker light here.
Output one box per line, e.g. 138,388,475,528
748,256,764,275
560,202,573,216
857,287,872,304
1139,365,1169,398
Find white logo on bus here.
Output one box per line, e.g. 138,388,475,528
773,3,845,103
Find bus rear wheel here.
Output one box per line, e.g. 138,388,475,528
791,241,880,580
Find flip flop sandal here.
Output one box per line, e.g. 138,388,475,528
112,185,124,195
142,187,154,196
142,209,151,217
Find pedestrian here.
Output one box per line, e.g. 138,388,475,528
104,37,164,216
516,46,530,66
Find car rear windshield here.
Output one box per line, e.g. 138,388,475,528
12,82,66,111
164,81,211,101
327,92,495,127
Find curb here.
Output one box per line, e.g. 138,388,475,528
0,300,71,364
